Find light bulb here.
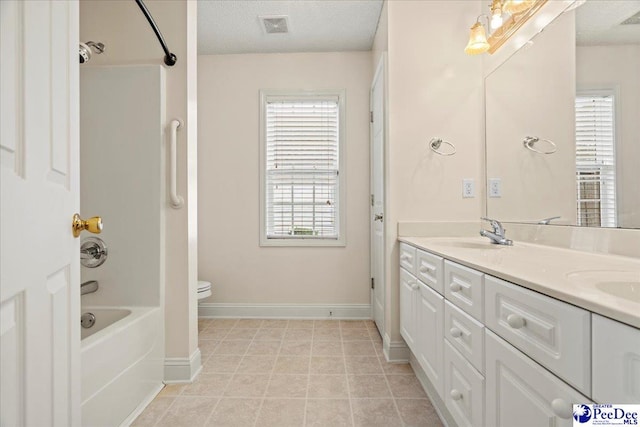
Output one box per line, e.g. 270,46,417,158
491,13,503,30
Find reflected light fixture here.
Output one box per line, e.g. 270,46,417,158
464,17,490,55
490,0,504,30
503,0,535,14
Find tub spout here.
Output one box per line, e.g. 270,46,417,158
81,280,99,295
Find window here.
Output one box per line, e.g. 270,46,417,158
575,91,617,227
260,91,345,246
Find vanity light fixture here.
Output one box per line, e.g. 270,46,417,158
464,0,547,55
464,17,490,55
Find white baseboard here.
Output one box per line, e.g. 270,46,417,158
198,303,372,320
382,332,410,362
164,348,202,384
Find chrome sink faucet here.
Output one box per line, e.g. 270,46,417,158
81,280,99,295
480,217,513,246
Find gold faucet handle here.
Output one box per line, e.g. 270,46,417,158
72,213,103,238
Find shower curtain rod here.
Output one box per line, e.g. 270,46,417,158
134,0,177,66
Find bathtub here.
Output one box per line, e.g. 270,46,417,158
81,306,164,427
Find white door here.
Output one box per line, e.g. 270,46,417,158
370,55,385,336
1,1,81,426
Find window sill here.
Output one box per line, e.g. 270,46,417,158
259,236,346,247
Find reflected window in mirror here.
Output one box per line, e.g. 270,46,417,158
575,91,617,228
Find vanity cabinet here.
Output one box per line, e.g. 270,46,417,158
592,314,640,404
399,240,640,427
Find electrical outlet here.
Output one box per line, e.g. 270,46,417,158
462,179,475,198
489,178,502,198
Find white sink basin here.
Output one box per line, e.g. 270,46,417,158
566,270,640,303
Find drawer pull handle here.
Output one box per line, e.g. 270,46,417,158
450,283,462,292
551,398,572,419
506,314,526,329
450,389,463,401
411,283,419,291
401,254,411,261
419,266,434,274
450,327,463,338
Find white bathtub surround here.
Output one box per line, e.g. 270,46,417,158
80,65,167,424
198,303,371,320
81,306,164,427
164,348,203,384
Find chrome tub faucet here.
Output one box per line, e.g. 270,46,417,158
480,217,513,246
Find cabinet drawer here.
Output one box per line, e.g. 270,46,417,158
592,314,640,404
445,300,484,374
416,249,444,294
444,340,484,427
486,330,590,427
484,275,591,395
399,243,416,275
444,261,484,322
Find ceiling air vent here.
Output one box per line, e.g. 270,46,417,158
621,10,640,25
260,15,289,34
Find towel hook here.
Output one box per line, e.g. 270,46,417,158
523,136,557,155
429,138,456,156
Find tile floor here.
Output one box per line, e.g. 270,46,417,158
133,319,443,427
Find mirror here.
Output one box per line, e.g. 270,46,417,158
485,0,640,229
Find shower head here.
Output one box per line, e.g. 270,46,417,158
79,41,105,64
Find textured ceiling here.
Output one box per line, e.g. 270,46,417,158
198,0,384,55
576,0,640,45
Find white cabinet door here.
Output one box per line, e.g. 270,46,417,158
400,268,417,351
592,314,640,404
0,1,80,425
416,282,444,399
485,330,590,427
443,340,484,427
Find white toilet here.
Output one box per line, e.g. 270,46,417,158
197,280,212,300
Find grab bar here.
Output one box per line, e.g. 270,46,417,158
169,119,184,209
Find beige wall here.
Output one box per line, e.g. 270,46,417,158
198,52,372,306
80,0,198,361
377,1,485,344
486,11,576,224
577,45,640,229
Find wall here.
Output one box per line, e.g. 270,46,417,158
80,0,199,376
486,11,576,223
577,45,640,229
380,0,485,349
80,66,164,307
197,52,372,311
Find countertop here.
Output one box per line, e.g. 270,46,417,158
399,236,640,329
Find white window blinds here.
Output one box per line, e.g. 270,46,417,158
575,93,617,227
265,97,340,239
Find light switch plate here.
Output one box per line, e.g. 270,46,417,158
489,178,502,198
463,179,475,198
